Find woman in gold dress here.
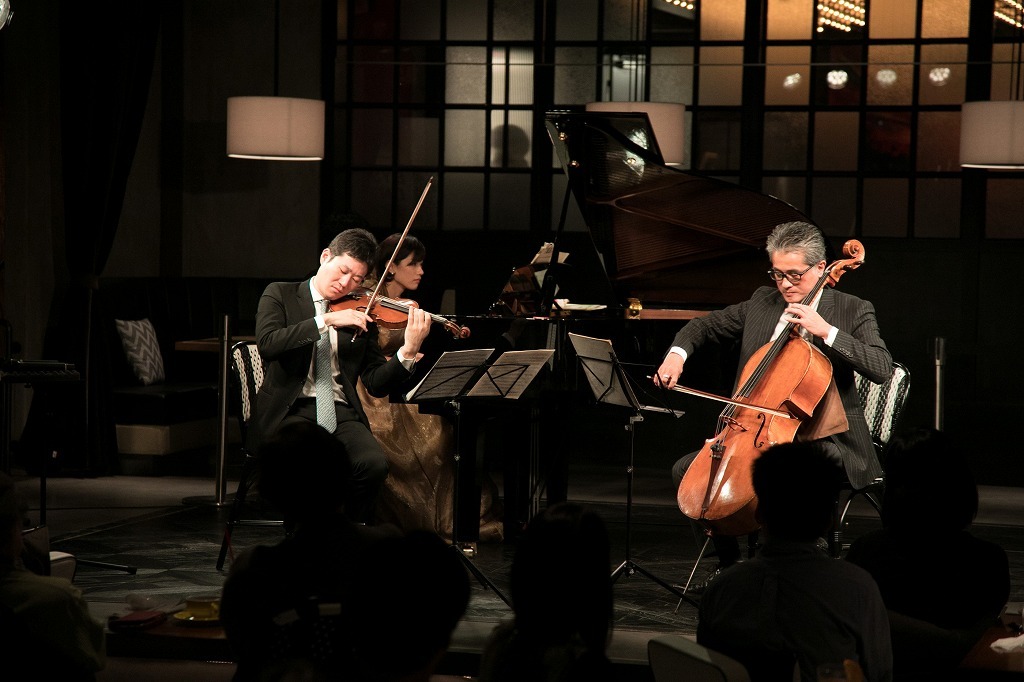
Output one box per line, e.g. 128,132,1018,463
357,234,503,542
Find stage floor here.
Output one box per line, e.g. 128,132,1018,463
13,465,1024,680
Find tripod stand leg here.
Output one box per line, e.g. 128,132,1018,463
77,558,137,574
612,557,699,610
630,562,699,610
607,410,699,610
451,543,510,607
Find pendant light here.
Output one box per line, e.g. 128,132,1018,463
225,1,324,161
960,3,1024,169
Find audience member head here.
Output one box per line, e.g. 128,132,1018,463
882,427,977,533
0,471,25,569
348,529,471,681
752,441,842,542
510,501,613,654
257,421,352,523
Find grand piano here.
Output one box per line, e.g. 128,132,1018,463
454,110,819,541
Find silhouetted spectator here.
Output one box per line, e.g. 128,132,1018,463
346,529,471,681
479,501,616,682
697,441,893,682
220,421,398,680
846,427,1010,676
0,472,105,679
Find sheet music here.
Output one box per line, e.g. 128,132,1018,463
531,242,570,266
405,348,495,402
467,349,554,399
568,333,682,417
568,333,633,409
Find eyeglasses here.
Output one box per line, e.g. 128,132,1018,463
767,264,814,284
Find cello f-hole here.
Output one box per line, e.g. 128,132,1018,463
753,414,768,449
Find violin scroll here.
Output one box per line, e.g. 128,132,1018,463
442,320,472,339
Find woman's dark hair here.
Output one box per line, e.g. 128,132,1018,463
509,501,613,654
882,427,978,532
374,233,425,281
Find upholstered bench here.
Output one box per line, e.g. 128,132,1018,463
109,317,220,473
100,277,274,474
112,382,218,461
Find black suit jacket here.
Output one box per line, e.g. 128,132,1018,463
250,279,411,449
672,286,892,489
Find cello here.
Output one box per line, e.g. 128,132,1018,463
675,240,867,537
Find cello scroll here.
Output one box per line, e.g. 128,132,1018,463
825,239,865,288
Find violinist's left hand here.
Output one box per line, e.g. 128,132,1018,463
324,307,371,333
784,304,830,340
399,307,431,358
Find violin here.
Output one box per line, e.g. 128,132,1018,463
329,287,471,339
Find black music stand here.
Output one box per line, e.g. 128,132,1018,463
409,347,555,608
567,333,696,609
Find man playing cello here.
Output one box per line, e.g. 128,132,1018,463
655,220,892,592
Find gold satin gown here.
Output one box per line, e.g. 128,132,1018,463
357,325,503,542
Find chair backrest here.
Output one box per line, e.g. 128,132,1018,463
648,635,751,682
230,342,264,434
854,361,910,454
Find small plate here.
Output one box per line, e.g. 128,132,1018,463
173,610,221,627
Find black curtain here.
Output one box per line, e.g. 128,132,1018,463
20,2,163,475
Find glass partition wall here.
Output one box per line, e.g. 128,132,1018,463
330,0,1021,240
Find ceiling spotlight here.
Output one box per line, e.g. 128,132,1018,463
783,73,803,89
827,69,849,90
875,69,898,87
928,67,951,86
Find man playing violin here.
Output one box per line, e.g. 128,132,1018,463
654,220,892,591
252,228,431,524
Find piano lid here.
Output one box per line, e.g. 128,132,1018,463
546,111,820,309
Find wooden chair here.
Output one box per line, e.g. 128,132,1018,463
829,361,911,557
216,342,285,570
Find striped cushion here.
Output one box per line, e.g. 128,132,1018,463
115,318,166,386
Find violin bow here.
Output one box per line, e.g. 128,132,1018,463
365,176,434,312
353,176,434,340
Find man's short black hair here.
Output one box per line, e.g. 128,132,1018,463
327,228,377,267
